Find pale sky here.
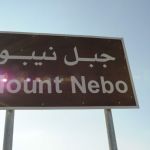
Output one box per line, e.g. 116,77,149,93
0,0,150,149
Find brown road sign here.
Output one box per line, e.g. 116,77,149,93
0,32,138,109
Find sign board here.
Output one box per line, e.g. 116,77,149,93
0,32,138,109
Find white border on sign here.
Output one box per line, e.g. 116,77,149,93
0,31,139,109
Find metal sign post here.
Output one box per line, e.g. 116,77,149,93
3,110,15,150
105,109,118,150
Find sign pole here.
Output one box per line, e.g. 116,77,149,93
3,110,15,150
104,109,118,150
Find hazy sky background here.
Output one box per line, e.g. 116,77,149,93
0,0,150,149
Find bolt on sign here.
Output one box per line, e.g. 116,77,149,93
0,32,138,109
